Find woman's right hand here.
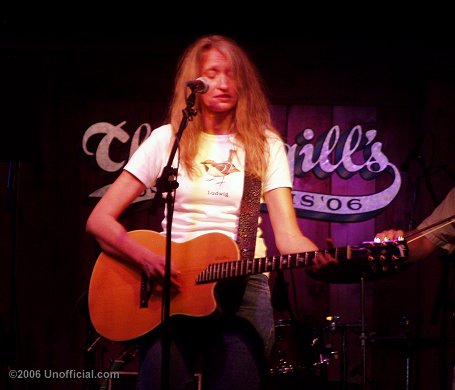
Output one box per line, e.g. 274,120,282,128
141,251,181,292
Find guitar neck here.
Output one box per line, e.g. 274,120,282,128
195,237,409,284
196,247,352,284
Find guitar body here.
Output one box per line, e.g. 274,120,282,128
88,230,240,341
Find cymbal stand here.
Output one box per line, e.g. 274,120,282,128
327,317,361,390
359,274,367,390
401,315,411,390
328,276,370,389
341,322,348,390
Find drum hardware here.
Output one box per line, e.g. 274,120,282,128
325,315,367,390
270,271,333,386
269,319,333,377
328,275,371,389
307,240,411,386
326,273,375,390
359,275,367,390
369,311,455,390
270,240,408,387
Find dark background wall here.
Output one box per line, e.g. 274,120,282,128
1,13,455,389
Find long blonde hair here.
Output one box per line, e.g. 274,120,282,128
168,35,280,178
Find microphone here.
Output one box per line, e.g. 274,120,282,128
186,77,209,94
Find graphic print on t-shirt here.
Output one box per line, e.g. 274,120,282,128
200,149,240,186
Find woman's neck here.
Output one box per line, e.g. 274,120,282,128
202,111,235,135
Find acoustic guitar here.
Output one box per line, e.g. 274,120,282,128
88,230,408,341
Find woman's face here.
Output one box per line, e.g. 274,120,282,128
198,48,238,114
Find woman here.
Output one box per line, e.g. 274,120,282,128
86,34,319,390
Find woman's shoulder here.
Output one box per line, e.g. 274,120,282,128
151,124,173,138
264,128,286,147
139,124,173,147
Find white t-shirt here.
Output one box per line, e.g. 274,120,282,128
124,124,292,257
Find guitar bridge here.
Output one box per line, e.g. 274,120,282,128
140,272,153,308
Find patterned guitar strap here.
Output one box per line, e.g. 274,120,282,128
214,166,262,314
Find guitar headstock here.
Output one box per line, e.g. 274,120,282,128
307,238,411,284
357,238,409,276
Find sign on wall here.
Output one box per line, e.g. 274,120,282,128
82,119,401,223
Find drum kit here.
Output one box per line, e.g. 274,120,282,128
267,237,411,389
268,315,366,390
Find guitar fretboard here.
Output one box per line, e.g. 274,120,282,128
196,248,349,284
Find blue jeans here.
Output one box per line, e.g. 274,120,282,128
136,274,274,390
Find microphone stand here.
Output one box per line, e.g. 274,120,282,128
150,90,199,390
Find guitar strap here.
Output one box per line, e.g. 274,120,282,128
237,171,262,262
214,166,262,315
